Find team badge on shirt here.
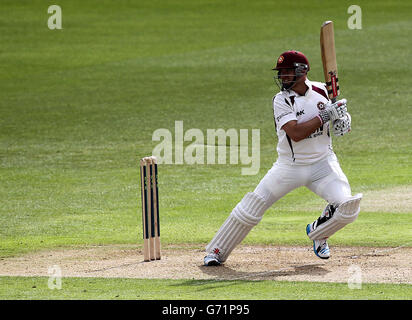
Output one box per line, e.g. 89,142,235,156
317,102,325,110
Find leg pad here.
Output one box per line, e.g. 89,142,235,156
205,192,267,262
308,193,362,240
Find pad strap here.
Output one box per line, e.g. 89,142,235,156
307,193,362,240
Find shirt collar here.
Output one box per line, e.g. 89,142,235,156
304,78,312,94
288,78,312,97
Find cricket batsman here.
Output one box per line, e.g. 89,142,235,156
204,50,362,266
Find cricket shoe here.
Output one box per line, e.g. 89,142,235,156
203,253,222,266
306,224,330,259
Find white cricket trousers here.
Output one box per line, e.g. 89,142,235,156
204,152,352,262
254,152,352,210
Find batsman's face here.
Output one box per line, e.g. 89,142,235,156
278,69,295,85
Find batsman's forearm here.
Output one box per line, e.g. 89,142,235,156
285,117,323,142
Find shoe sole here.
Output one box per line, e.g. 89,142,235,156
306,224,311,236
205,260,221,266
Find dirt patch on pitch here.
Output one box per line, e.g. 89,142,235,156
290,185,412,214
0,244,411,284
361,185,412,213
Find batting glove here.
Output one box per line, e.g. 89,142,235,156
332,112,351,136
318,98,347,124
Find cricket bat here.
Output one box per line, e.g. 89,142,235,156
320,21,339,103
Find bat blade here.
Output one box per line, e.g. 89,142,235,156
320,20,339,102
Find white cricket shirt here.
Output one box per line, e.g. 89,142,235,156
273,78,332,164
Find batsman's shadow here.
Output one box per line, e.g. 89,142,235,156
172,263,329,291
201,262,328,280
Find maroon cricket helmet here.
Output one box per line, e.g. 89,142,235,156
272,50,310,72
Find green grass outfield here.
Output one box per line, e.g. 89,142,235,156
1,0,411,300
0,277,411,300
